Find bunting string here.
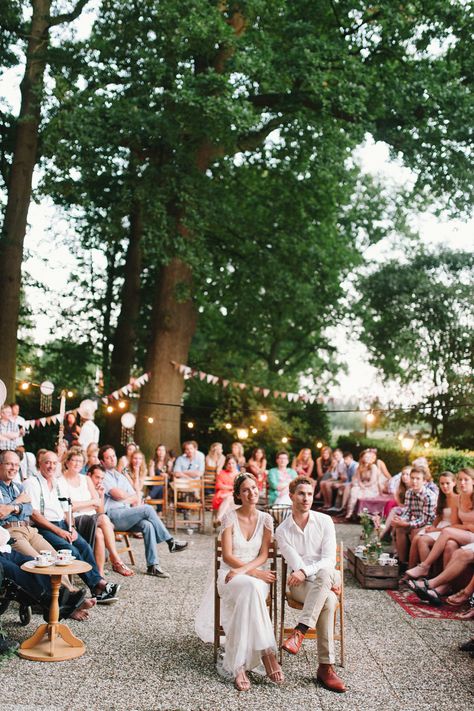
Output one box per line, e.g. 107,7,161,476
23,372,151,431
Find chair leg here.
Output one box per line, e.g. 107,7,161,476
124,534,135,566
339,603,345,667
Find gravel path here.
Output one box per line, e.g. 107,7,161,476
1,522,472,710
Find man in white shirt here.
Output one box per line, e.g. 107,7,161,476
275,477,346,693
10,403,25,447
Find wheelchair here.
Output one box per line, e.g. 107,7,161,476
0,562,33,626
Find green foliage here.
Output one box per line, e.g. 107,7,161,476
357,249,474,440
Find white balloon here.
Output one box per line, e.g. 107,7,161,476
121,412,136,429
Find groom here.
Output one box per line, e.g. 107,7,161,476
275,477,346,693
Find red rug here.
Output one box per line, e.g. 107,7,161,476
387,586,470,620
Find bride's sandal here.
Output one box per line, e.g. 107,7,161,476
262,652,285,685
234,669,250,691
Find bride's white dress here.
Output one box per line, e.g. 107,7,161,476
195,509,277,678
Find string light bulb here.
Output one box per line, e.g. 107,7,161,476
250,427,258,434
25,367,32,375
259,412,268,422
118,401,126,409
366,412,375,424
237,428,249,440
106,405,114,414
67,390,74,398
187,421,194,429
20,382,30,391
147,417,154,424
224,422,232,430
281,436,289,444
316,441,323,448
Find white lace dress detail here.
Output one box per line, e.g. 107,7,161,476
194,509,276,678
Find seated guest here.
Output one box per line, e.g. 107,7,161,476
58,451,134,578
117,442,138,473
230,441,246,471
367,448,392,493
246,447,268,495
0,526,94,621
379,467,412,539
24,450,119,604
408,545,474,606
313,446,333,503
82,442,100,474
391,465,437,566
343,452,357,483
292,448,314,479
0,450,59,562
123,449,147,500
173,441,205,480
100,445,188,578
212,455,239,523
267,451,297,507
344,450,383,519
407,467,474,579
408,471,458,568
204,442,225,481
320,449,347,510
146,444,172,506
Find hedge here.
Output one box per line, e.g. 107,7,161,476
335,435,474,481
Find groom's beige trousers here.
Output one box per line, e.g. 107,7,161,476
289,567,340,664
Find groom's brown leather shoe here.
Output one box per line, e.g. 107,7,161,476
282,628,304,655
316,663,347,693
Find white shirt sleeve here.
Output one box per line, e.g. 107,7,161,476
24,477,41,512
302,516,337,577
275,523,307,574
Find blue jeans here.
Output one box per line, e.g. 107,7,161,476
36,521,102,592
0,550,51,601
108,504,171,566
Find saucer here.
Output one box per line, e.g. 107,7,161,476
34,561,52,568
55,556,76,566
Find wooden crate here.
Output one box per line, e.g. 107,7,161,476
347,547,399,590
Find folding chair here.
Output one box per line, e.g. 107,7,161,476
113,531,136,565
279,541,345,666
143,474,168,518
213,537,278,663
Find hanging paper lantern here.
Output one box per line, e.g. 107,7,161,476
40,381,55,413
121,412,136,445
0,379,6,408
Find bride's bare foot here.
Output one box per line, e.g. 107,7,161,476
234,669,250,691
262,651,285,685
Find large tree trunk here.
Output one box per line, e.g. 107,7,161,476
135,258,197,456
0,0,51,398
104,201,143,444
109,200,143,388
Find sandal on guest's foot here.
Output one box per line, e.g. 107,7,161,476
112,561,134,577
410,578,442,606
234,669,250,691
262,652,285,685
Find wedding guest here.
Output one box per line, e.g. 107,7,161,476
408,546,474,606
276,477,346,693
408,471,458,569
123,449,147,500
10,403,25,448
267,451,298,507
392,465,437,566
173,441,205,480
117,442,138,473
407,468,474,578
230,442,247,471
100,445,187,578
147,444,173,503
344,449,382,519
320,450,347,510
63,412,81,448
246,447,267,494
77,401,100,451
205,442,225,481
292,448,314,479
83,442,100,474
212,455,239,523
0,405,19,451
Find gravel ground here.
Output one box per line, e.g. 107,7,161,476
1,522,472,711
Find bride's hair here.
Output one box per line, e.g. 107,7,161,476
233,472,257,504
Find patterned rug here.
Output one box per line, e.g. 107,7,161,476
387,586,470,620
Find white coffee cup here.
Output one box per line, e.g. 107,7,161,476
40,550,52,558
35,555,49,566
378,557,388,566
379,553,390,560
387,558,397,566
58,549,72,558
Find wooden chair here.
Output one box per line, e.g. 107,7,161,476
172,477,205,532
213,537,278,663
113,531,136,565
143,474,168,518
279,541,345,666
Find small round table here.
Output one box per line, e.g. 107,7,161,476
19,559,91,662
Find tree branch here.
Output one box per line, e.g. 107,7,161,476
49,0,90,27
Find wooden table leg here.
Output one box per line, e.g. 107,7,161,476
19,574,86,662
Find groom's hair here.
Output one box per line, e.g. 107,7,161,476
289,477,313,495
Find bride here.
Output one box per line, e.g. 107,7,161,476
196,472,284,691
